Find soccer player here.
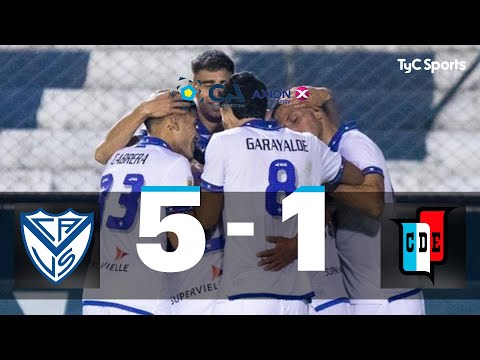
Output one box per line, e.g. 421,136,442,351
270,87,426,315
94,49,234,166
82,108,198,315
92,50,235,315
195,72,364,315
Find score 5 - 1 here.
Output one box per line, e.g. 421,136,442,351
138,186,325,273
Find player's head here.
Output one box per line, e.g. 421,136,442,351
219,71,268,129
145,109,198,160
192,49,235,124
272,97,340,140
273,104,324,138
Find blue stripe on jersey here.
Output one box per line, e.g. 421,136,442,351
136,128,148,140
166,206,193,215
200,179,224,192
195,119,212,155
295,186,325,192
362,166,384,177
362,166,385,177
241,119,282,131
330,156,346,184
228,291,315,301
314,297,350,312
388,288,422,303
196,118,212,137
82,300,153,315
328,120,358,152
205,236,225,253
142,186,200,192
136,136,173,150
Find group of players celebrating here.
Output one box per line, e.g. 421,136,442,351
82,50,425,315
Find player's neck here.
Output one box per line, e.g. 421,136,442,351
197,111,223,134
236,117,259,128
320,121,338,145
149,129,175,151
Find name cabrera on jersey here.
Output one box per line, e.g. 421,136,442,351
330,121,408,301
200,120,344,300
82,136,193,314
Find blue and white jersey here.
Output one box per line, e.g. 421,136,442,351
193,119,212,165
82,136,193,315
201,120,344,300
330,121,410,302
308,223,350,313
134,124,148,141
135,119,212,165
169,119,225,314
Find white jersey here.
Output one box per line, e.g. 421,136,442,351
82,136,193,315
308,223,350,314
169,221,224,315
201,120,344,301
331,121,413,303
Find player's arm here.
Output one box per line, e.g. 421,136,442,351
337,158,364,185
331,135,387,217
331,173,385,218
257,209,333,271
193,134,225,230
94,90,191,165
195,190,224,230
325,155,383,217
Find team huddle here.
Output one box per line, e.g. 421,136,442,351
82,50,426,315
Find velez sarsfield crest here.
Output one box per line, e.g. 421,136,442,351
21,209,94,284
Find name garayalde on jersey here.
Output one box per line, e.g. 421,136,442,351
246,137,309,152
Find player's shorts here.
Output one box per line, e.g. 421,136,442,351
350,290,425,315
213,298,309,315
82,299,171,315
309,298,351,315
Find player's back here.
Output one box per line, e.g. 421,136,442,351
215,122,339,192
332,122,409,301
100,137,191,261
202,120,342,300
83,136,192,315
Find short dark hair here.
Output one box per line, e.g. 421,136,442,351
191,49,235,74
221,71,268,120
144,117,162,134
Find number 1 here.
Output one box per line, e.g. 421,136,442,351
283,186,326,271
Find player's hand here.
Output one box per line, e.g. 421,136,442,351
280,86,333,109
256,236,298,271
137,90,193,118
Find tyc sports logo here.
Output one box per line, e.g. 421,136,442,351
394,207,452,284
20,209,94,284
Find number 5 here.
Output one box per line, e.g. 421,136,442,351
138,186,206,273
